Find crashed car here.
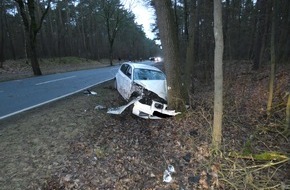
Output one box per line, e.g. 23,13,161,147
108,62,180,119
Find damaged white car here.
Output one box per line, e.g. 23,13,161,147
107,62,180,119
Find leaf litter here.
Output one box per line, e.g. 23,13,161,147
0,62,289,189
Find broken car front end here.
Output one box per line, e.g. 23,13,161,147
108,81,180,119
108,63,180,119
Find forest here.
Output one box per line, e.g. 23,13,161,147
0,0,289,71
0,0,289,79
0,0,160,67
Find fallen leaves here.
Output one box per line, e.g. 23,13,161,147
1,62,289,189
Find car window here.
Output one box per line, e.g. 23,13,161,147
133,69,165,80
125,66,132,79
120,64,129,74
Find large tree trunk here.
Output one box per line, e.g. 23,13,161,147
153,0,186,110
212,0,224,150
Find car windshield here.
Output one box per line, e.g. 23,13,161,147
133,68,166,80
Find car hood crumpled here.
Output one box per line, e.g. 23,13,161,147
134,80,167,100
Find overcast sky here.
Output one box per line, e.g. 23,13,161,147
121,0,156,40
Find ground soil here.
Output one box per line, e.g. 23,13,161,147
0,59,289,189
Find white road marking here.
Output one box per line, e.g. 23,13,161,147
35,76,76,85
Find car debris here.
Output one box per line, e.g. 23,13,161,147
107,96,142,114
83,89,97,95
94,105,106,110
107,62,181,119
163,165,175,183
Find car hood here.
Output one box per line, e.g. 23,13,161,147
134,80,167,100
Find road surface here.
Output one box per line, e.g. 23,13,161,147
0,66,119,120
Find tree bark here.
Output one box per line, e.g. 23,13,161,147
212,0,224,150
153,0,186,110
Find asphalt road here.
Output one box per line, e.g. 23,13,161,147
0,60,161,120
0,66,119,120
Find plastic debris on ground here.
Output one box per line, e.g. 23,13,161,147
83,89,97,95
95,105,106,110
163,165,175,183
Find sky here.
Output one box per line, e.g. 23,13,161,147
121,0,156,40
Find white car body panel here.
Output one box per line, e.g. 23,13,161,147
115,69,132,100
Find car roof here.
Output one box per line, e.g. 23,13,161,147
123,62,162,72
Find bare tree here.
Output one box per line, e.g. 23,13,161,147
99,0,127,66
152,0,186,110
15,0,51,75
212,0,224,150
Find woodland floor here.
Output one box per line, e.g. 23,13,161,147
0,58,289,190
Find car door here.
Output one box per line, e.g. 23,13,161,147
122,65,133,100
116,64,133,100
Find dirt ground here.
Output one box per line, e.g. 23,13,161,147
0,59,289,189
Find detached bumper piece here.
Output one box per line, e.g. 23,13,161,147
132,100,180,119
107,97,180,119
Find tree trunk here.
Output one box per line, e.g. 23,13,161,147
15,0,51,76
266,1,276,116
277,1,290,63
109,40,114,66
258,1,270,67
4,11,16,60
0,0,4,67
252,0,267,70
223,0,230,60
194,0,201,63
153,0,186,110
285,92,290,135
29,33,42,75
212,0,224,150
185,1,196,97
